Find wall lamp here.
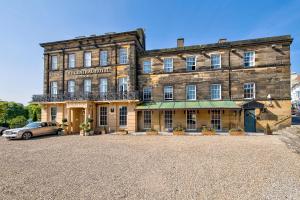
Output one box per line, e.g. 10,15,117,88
267,94,273,107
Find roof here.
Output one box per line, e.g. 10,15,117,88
143,35,293,56
135,101,240,110
40,28,145,47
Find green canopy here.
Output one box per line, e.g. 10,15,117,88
136,100,240,110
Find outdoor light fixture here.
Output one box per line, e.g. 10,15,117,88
111,108,114,113
267,94,273,107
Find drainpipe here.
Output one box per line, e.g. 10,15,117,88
228,48,232,100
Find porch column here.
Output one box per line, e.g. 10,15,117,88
67,108,71,134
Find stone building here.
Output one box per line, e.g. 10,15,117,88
33,29,292,133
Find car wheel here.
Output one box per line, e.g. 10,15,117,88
22,132,32,140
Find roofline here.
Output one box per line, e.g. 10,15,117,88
143,35,293,56
40,28,145,47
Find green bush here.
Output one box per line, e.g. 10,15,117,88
8,116,27,128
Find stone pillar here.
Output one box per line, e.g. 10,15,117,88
67,108,71,134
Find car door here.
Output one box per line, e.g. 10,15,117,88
35,122,50,136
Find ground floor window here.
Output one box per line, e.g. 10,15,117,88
186,110,196,130
144,111,151,129
211,110,221,131
164,110,173,129
119,106,127,126
50,107,57,122
99,107,107,126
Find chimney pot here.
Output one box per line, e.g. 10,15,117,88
218,38,227,43
177,38,184,47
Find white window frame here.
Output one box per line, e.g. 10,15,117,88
143,87,152,101
100,50,108,66
164,110,173,129
99,78,108,95
50,81,58,97
51,55,58,70
186,56,196,71
118,77,128,93
68,53,75,68
119,48,128,64
143,60,152,73
143,110,152,130
50,107,57,122
119,106,127,127
244,82,256,99
244,51,255,67
164,86,173,101
83,79,92,94
186,110,197,131
164,58,173,72
67,80,75,95
211,84,222,100
211,54,221,69
84,52,92,67
98,106,108,126
186,85,196,100
211,110,221,131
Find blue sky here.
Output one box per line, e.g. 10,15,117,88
0,0,299,104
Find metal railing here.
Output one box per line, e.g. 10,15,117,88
32,91,140,102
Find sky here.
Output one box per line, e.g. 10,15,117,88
0,0,299,104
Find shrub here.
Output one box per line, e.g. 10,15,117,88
8,116,27,128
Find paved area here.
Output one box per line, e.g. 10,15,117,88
0,135,300,200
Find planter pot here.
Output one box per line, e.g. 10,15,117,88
202,131,216,136
229,131,245,136
173,130,185,135
146,131,158,135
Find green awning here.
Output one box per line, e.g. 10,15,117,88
136,101,240,110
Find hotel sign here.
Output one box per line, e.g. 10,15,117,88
66,68,111,76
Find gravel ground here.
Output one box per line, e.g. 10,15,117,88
0,135,300,200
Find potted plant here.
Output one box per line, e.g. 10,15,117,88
173,125,185,135
202,127,216,135
229,128,245,136
146,128,158,135
99,126,107,135
58,118,68,135
79,118,94,136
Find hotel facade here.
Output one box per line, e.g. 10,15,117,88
33,29,292,134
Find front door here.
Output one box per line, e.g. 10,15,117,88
72,108,85,133
244,109,256,132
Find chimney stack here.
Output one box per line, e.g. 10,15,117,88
218,38,227,43
177,38,184,47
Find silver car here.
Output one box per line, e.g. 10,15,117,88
2,122,60,140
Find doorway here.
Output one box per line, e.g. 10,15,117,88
244,109,256,132
71,108,85,133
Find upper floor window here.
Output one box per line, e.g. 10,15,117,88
50,81,58,97
118,77,128,93
143,87,152,101
164,58,173,72
100,51,108,66
119,48,128,64
186,56,196,71
84,52,92,67
186,85,196,100
68,54,75,68
51,55,58,70
244,83,255,99
164,86,173,100
67,80,75,95
296,91,300,99
143,60,152,73
83,79,92,94
211,84,221,100
244,51,255,67
99,78,108,94
211,54,221,69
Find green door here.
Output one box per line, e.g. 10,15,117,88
244,109,256,132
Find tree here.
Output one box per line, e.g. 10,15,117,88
0,101,28,125
26,104,41,122
8,116,27,128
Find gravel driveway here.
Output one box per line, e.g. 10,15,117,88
0,135,300,200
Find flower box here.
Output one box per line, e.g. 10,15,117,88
229,128,245,136
173,130,185,135
202,127,216,136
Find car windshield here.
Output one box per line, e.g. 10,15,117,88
24,122,41,128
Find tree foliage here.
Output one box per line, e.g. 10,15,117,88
0,101,41,128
